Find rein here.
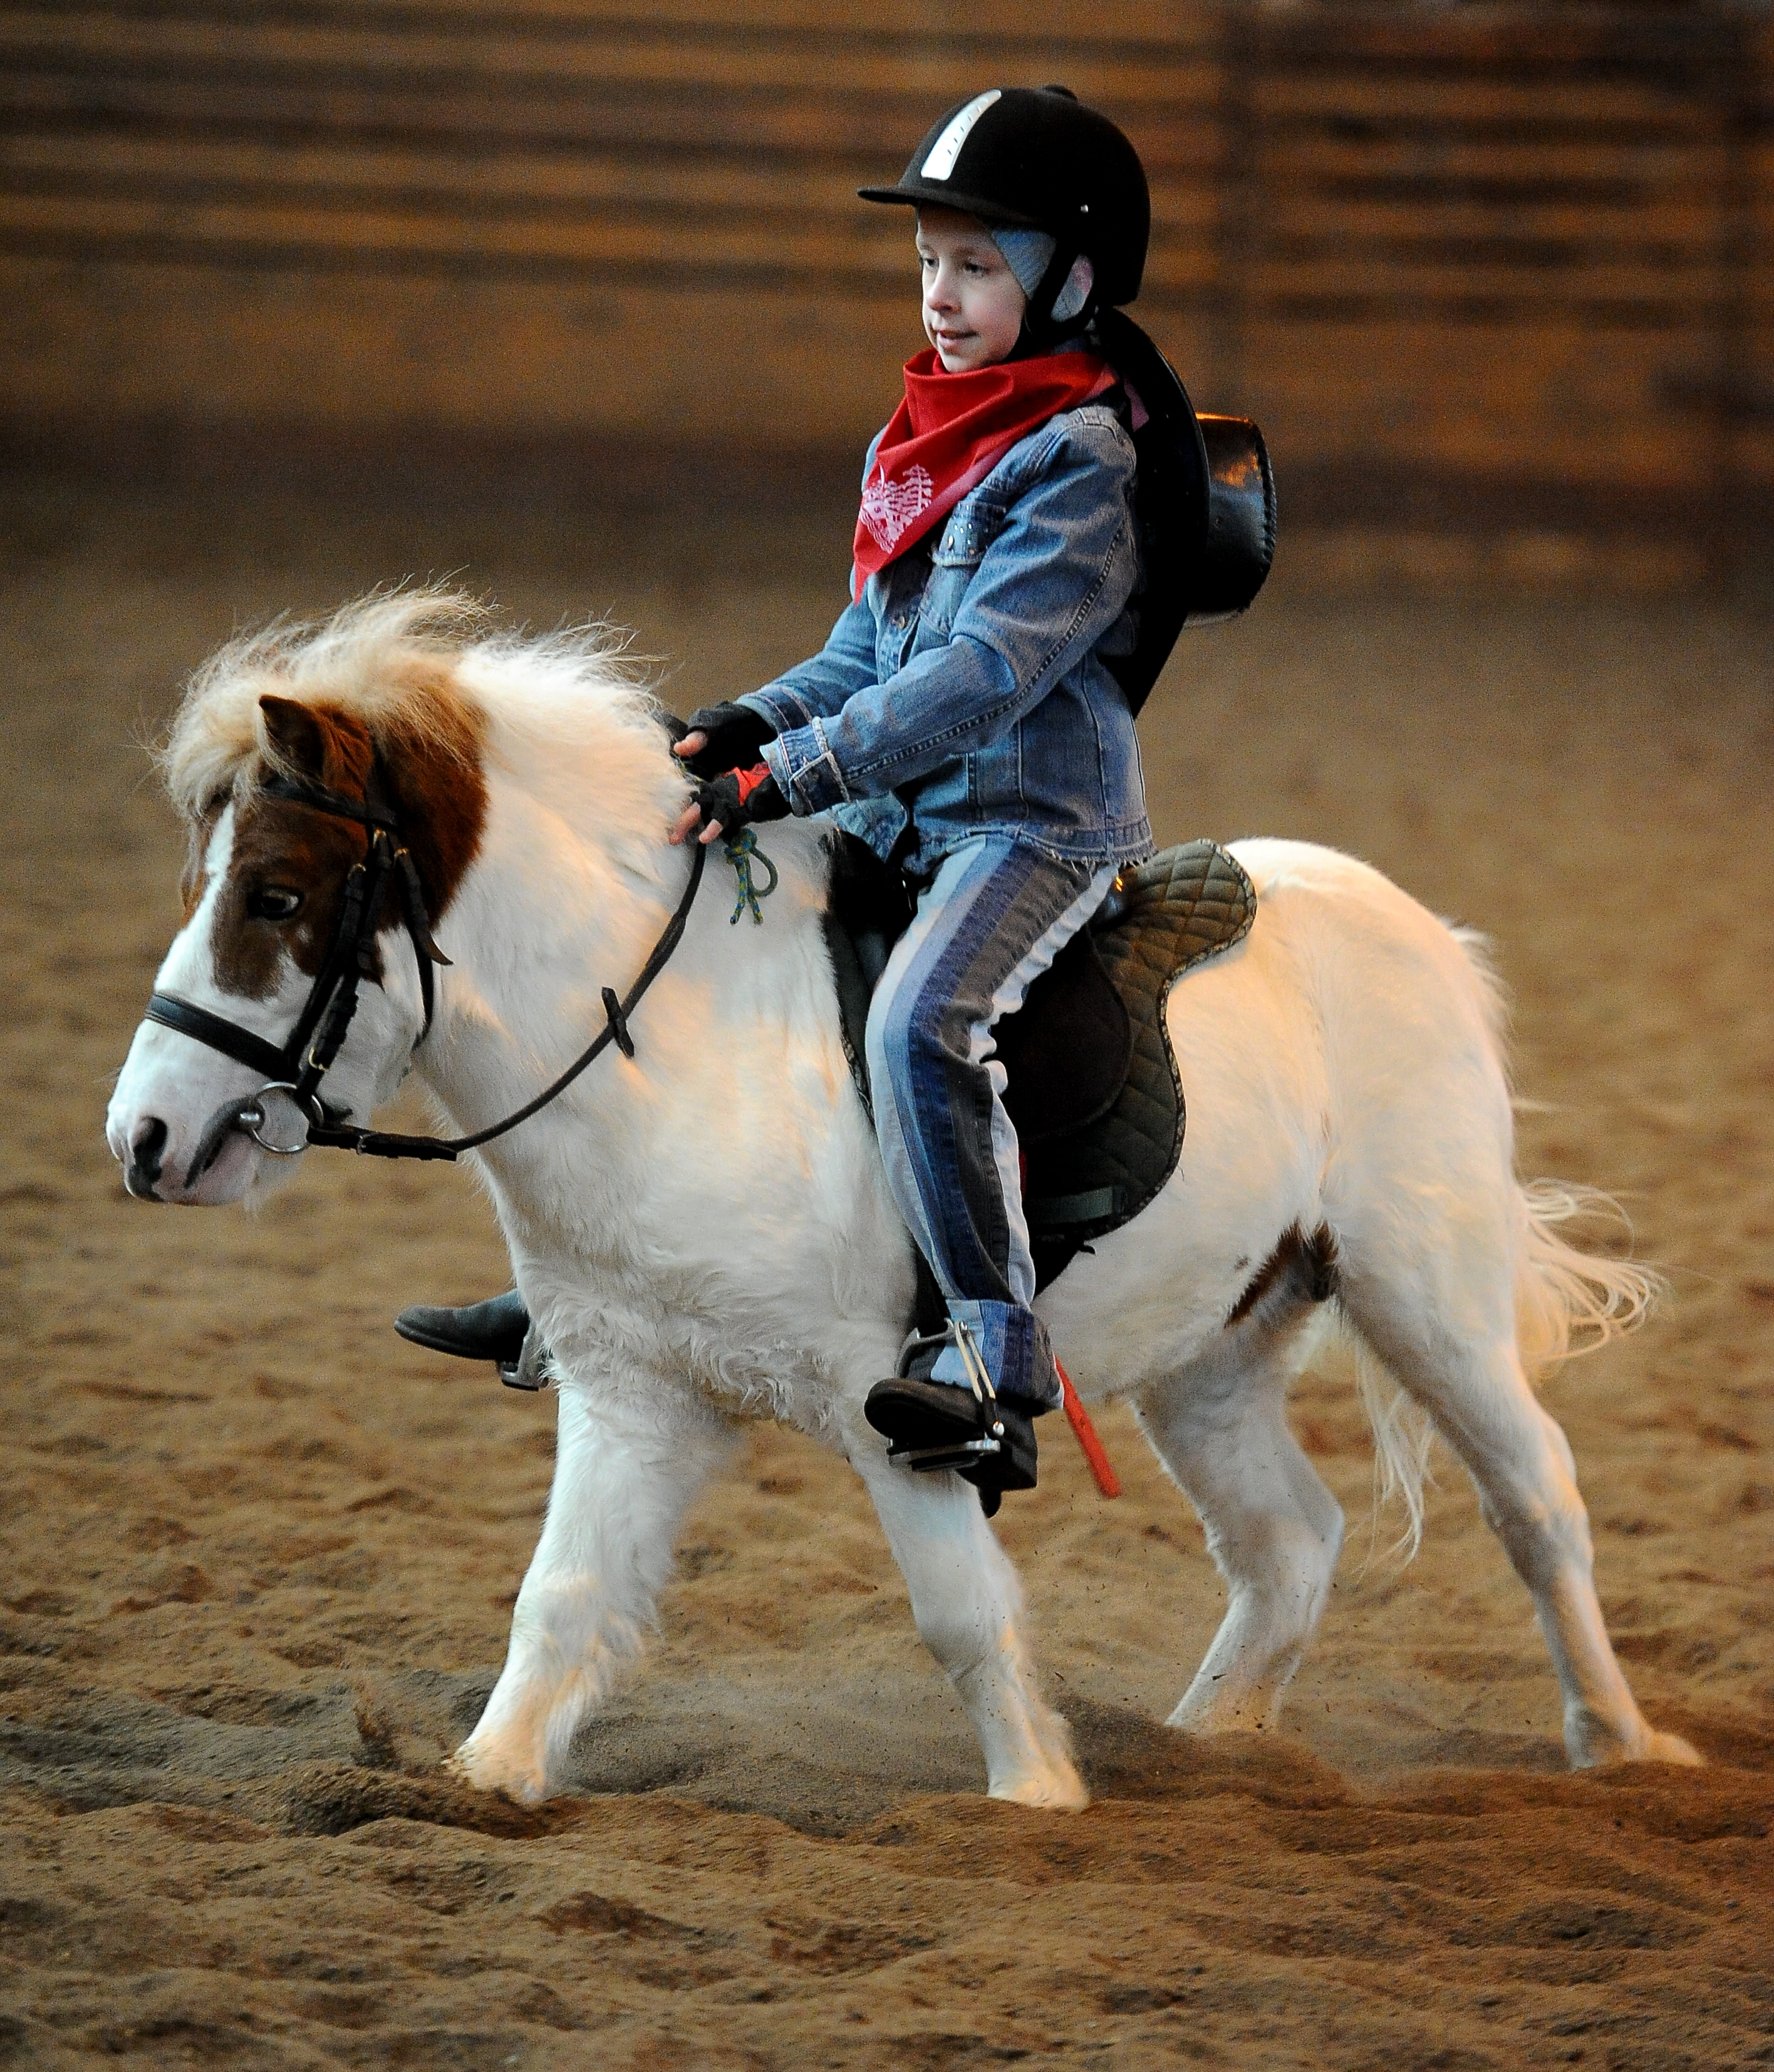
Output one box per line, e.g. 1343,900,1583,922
140,764,708,1168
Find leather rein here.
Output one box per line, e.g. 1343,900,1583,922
141,764,707,1168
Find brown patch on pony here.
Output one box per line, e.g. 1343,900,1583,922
207,688,487,1002
365,680,487,936
211,718,370,1001
1227,1221,1339,1328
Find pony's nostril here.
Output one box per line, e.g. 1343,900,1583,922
127,1116,169,1199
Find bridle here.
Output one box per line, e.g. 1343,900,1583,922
146,767,442,1153
140,760,707,1172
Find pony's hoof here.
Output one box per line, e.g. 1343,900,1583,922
1634,1729,1703,1768
1567,1719,1704,1769
988,1769,1091,1812
1166,1694,1282,1737
446,1739,549,1804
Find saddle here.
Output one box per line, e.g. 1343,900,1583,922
822,834,1257,1292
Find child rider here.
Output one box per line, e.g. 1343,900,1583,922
398,86,1156,1511
670,86,1154,1506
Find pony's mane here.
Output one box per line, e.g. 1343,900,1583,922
159,588,660,824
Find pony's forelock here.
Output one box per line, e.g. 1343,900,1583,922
157,588,660,824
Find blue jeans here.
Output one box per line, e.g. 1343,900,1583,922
864,836,1117,1407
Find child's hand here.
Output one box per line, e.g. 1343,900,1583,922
673,702,776,779
670,766,791,847
669,794,717,846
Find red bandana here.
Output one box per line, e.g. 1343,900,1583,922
852,348,1114,597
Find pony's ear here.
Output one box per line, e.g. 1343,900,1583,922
257,695,374,795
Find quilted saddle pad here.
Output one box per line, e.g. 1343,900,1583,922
1023,839,1256,1288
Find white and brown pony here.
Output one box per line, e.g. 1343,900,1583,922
106,593,1698,1808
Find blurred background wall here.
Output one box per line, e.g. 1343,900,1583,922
3,0,1770,583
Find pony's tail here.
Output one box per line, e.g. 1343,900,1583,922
1348,1328,1436,1567
1446,919,1666,1375
1342,1188,1663,1569
1343,923,1664,1567
1514,1178,1666,1377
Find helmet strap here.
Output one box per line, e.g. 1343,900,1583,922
1014,239,1099,356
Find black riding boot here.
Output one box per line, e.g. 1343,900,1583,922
394,1289,531,1365
864,1329,1045,1518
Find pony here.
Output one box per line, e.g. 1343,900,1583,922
106,591,1699,1808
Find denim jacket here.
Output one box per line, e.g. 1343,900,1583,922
741,401,1153,876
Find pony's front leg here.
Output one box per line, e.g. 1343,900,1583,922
452,1379,740,1805
849,1434,1087,1810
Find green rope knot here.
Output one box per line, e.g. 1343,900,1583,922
724,827,779,926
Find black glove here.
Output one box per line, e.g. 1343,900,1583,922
678,702,777,780
687,764,792,842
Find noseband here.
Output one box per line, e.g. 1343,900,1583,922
138,761,707,1168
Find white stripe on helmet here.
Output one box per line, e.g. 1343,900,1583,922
920,90,1001,182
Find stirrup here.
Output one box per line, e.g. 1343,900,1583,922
888,1429,1005,1471
497,1325,550,1392
871,1318,1004,1472
866,1380,1005,1470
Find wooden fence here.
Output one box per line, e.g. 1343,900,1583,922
2,0,1769,541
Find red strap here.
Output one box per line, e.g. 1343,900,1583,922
733,762,772,804
1057,1359,1121,1499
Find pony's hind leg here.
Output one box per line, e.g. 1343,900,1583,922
1136,1231,1346,1735
1337,1267,1701,1771
452,1377,741,1805
848,1427,1089,1810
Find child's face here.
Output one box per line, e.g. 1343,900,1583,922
916,207,1027,372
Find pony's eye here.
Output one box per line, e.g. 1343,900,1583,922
248,885,303,921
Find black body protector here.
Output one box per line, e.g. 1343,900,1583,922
861,85,1276,713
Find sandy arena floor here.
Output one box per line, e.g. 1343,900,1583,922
2,466,1770,2069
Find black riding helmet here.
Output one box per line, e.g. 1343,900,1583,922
859,86,1149,345
863,86,1275,703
